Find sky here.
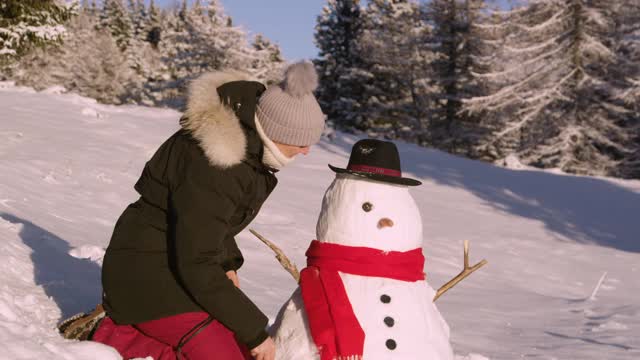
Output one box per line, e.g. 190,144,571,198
154,0,519,62
219,0,326,61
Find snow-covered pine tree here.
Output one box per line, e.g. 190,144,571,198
100,0,133,51
76,0,99,19
17,8,133,104
162,0,221,82
82,0,99,17
427,0,486,153
90,0,99,17
146,0,162,49
127,0,147,41
188,0,252,73
613,0,640,178
158,0,257,108
0,0,73,78
132,0,171,105
465,0,635,177
121,0,164,105
219,5,257,73
359,0,436,144
158,0,193,100
250,34,285,85
458,3,517,160
314,0,369,131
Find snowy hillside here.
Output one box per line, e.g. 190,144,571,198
1,83,639,360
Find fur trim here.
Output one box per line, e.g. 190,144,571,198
182,70,250,168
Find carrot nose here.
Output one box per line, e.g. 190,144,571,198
377,218,394,229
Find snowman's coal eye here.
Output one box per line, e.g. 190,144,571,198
362,202,373,212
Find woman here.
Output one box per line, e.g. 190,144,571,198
93,61,325,360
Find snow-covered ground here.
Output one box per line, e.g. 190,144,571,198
1,83,639,360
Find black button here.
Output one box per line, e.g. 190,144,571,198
380,294,391,303
384,316,394,327
386,339,397,350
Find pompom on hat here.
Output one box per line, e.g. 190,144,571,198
256,61,326,146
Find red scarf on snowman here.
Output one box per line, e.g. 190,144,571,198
300,240,425,360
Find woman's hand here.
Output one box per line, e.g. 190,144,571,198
250,337,275,360
225,270,240,288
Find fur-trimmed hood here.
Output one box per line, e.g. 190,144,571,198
181,71,257,168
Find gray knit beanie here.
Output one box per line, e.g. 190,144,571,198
256,61,325,146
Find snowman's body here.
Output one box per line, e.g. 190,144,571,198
339,274,452,359
271,174,454,360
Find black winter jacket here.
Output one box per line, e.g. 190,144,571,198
101,73,277,349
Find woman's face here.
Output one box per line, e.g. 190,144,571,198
273,142,311,158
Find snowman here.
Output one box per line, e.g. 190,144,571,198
270,139,455,360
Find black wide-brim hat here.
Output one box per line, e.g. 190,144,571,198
329,138,422,186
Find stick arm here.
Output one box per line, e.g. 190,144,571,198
249,229,301,282
433,240,487,302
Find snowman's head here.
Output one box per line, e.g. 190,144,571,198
316,173,423,252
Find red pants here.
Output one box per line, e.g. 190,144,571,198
92,312,252,360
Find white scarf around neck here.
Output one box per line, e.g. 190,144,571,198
254,115,294,170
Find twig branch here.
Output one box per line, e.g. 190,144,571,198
249,229,300,282
589,271,607,301
433,240,488,302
